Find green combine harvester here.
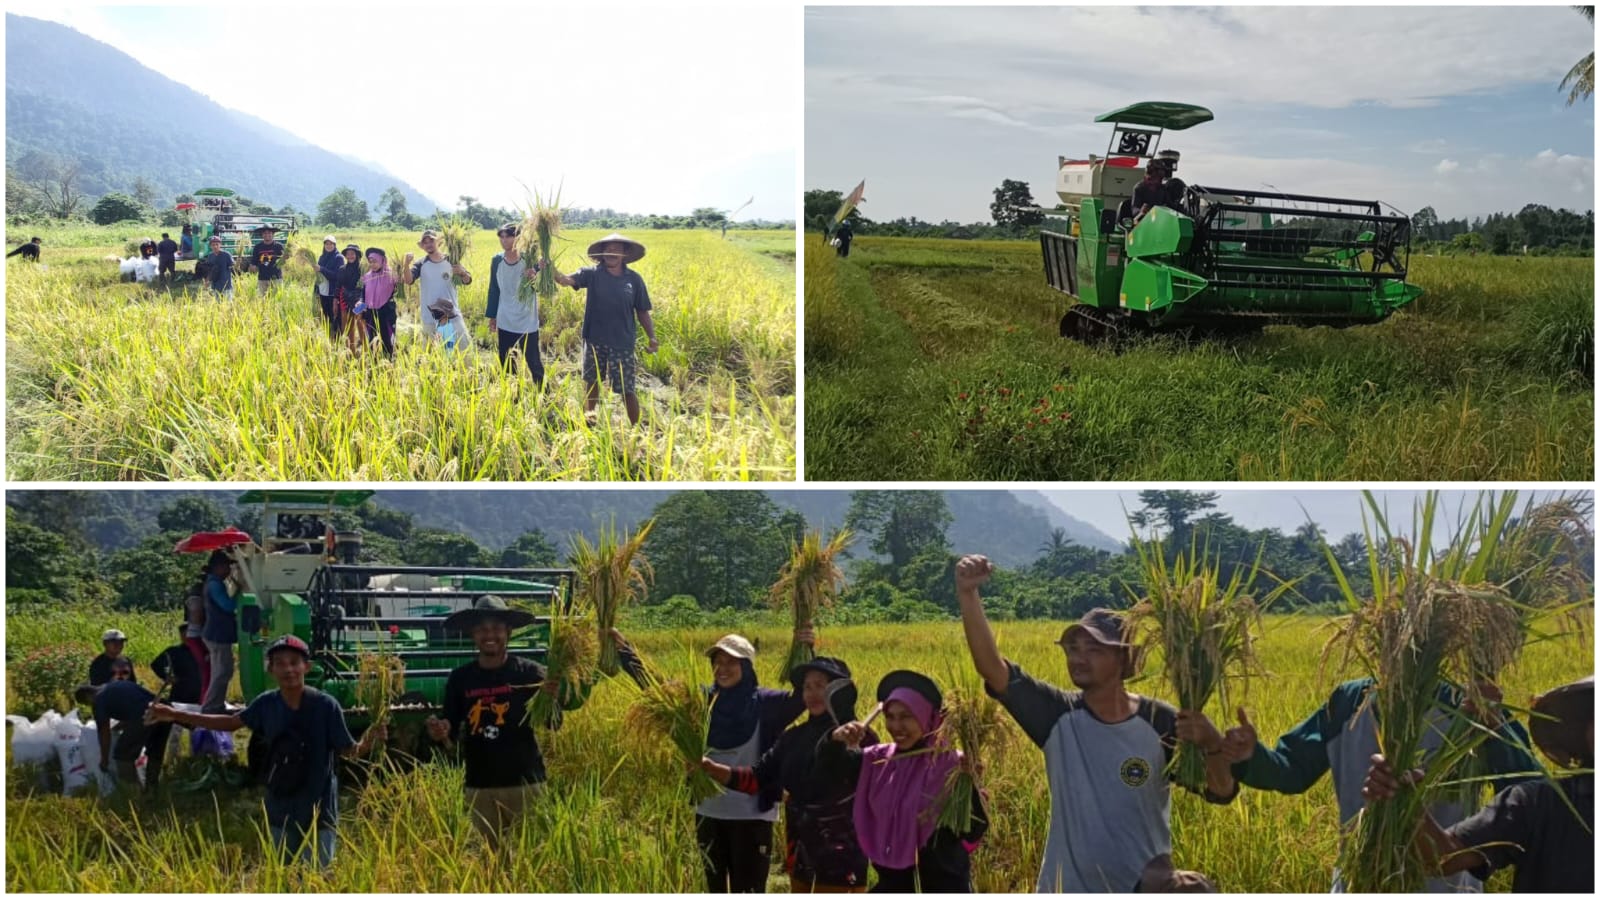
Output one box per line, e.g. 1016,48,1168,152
1042,102,1422,341
175,490,574,739
175,187,298,268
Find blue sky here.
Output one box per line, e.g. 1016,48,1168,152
12,3,797,221
807,6,1595,223
1040,490,1589,545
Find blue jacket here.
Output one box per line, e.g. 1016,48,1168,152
202,573,237,644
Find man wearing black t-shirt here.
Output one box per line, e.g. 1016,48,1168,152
426,595,588,849
248,225,285,295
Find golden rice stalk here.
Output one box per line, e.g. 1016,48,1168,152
625,672,720,803
1128,538,1285,793
514,184,565,301
439,216,474,285
933,676,1004,835
570,518,655,676
527,588,599,728
1323,491,1541,893
354,645,406,757
388,247,408,299
768,528,852,681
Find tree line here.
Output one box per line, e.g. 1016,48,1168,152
14,490,1529,626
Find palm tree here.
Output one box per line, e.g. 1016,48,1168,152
1561,6,1594,105
1039,527,1074,556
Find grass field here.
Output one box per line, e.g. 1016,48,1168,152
5,611,1590,892
5,226,795,480
805,237,1593,480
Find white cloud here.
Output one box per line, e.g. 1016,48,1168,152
1436,159,1461,174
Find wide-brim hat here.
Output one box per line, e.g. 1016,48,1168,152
706,634,756,660
877,669,942,712
343,243,361,257
789,655,850,691
586,233,646,264
1529,675,1594,767
445,594,535,633
254,225,278,236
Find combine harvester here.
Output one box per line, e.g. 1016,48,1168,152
175,187,298,267
1042,102,1422,341
175,490,574,763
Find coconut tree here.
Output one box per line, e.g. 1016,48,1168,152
1561,6,1594,105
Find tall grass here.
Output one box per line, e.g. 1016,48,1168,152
806,241,1593,480
7,615,1590,891
6,228,795,480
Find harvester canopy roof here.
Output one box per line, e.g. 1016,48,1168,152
236,489,375,507
174,527,253,553
193,188,237,197
1095,102,1214,131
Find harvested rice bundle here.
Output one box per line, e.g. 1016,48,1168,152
1128,540,1284,793
933,674,1005,835
768,528,851,681
1324,492,1540,893
354,645,405,759
438,217,474,285
527,589,599,728
625,671,720,803
388,247,408,299
515,185,565,301
570,518,655,676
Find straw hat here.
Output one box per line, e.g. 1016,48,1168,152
586,232,646,264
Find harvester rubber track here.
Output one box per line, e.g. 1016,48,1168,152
1061,304,1136,344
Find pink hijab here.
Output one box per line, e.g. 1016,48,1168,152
851,687,963,870
363,253,395,310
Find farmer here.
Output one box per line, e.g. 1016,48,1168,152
700,656,878,892
1132,158,1177,223
1156,150,1187,208
822,670,990,892
183,572,212,697
151,622,205,705
76,665,171,792
7,235,42,261
485,222,544,386
199,550,238,713
402,229,472,349
200,235,235,299
247,225,285,295
833,219,853,258
954,554,1239,893
316,235,343,337
547,233,659,425
149,635,386,867
359,248,399,358
335,243,365,349
425,596,587,850
1361,675,1593,893
1220,673,1539,892
89,628,136,686
157,232,180,284
179,224,195,260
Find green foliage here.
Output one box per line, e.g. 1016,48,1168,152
499,531,560,569
88,192,146,226
316,186,370,228
403,530,492,568
8,645,86,717
647,492,802,609
990,179,1043,232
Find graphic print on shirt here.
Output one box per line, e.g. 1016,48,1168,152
464,683,522,741
1119,756,1152,787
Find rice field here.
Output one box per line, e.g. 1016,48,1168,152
5,226,796,480
5,613,1590,892
805,238,1593,480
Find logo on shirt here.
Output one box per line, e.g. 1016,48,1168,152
466,697,512,739
1120,756,1152,787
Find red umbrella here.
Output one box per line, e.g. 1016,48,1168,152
173,527,253,553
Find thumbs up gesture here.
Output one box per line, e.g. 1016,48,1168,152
1220,707,1258,764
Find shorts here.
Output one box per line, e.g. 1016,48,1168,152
582,342,636,395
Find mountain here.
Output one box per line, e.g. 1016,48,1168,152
20,489,1122,570
5,15,441,215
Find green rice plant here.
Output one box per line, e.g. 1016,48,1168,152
571,518,655,676
767,528,852,680
527,587,599,728
623,657,720,804
516,184,565,301
1127,538,1287,793
1321,491,1546,893
438,217,474,285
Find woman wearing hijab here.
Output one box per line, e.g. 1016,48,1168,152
824,670,989,893
335,244,365,352
359,248,399,358
695,633,809,892
702,657,878,893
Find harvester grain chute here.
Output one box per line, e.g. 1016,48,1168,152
1042,102,1422,341
176,490,575,737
